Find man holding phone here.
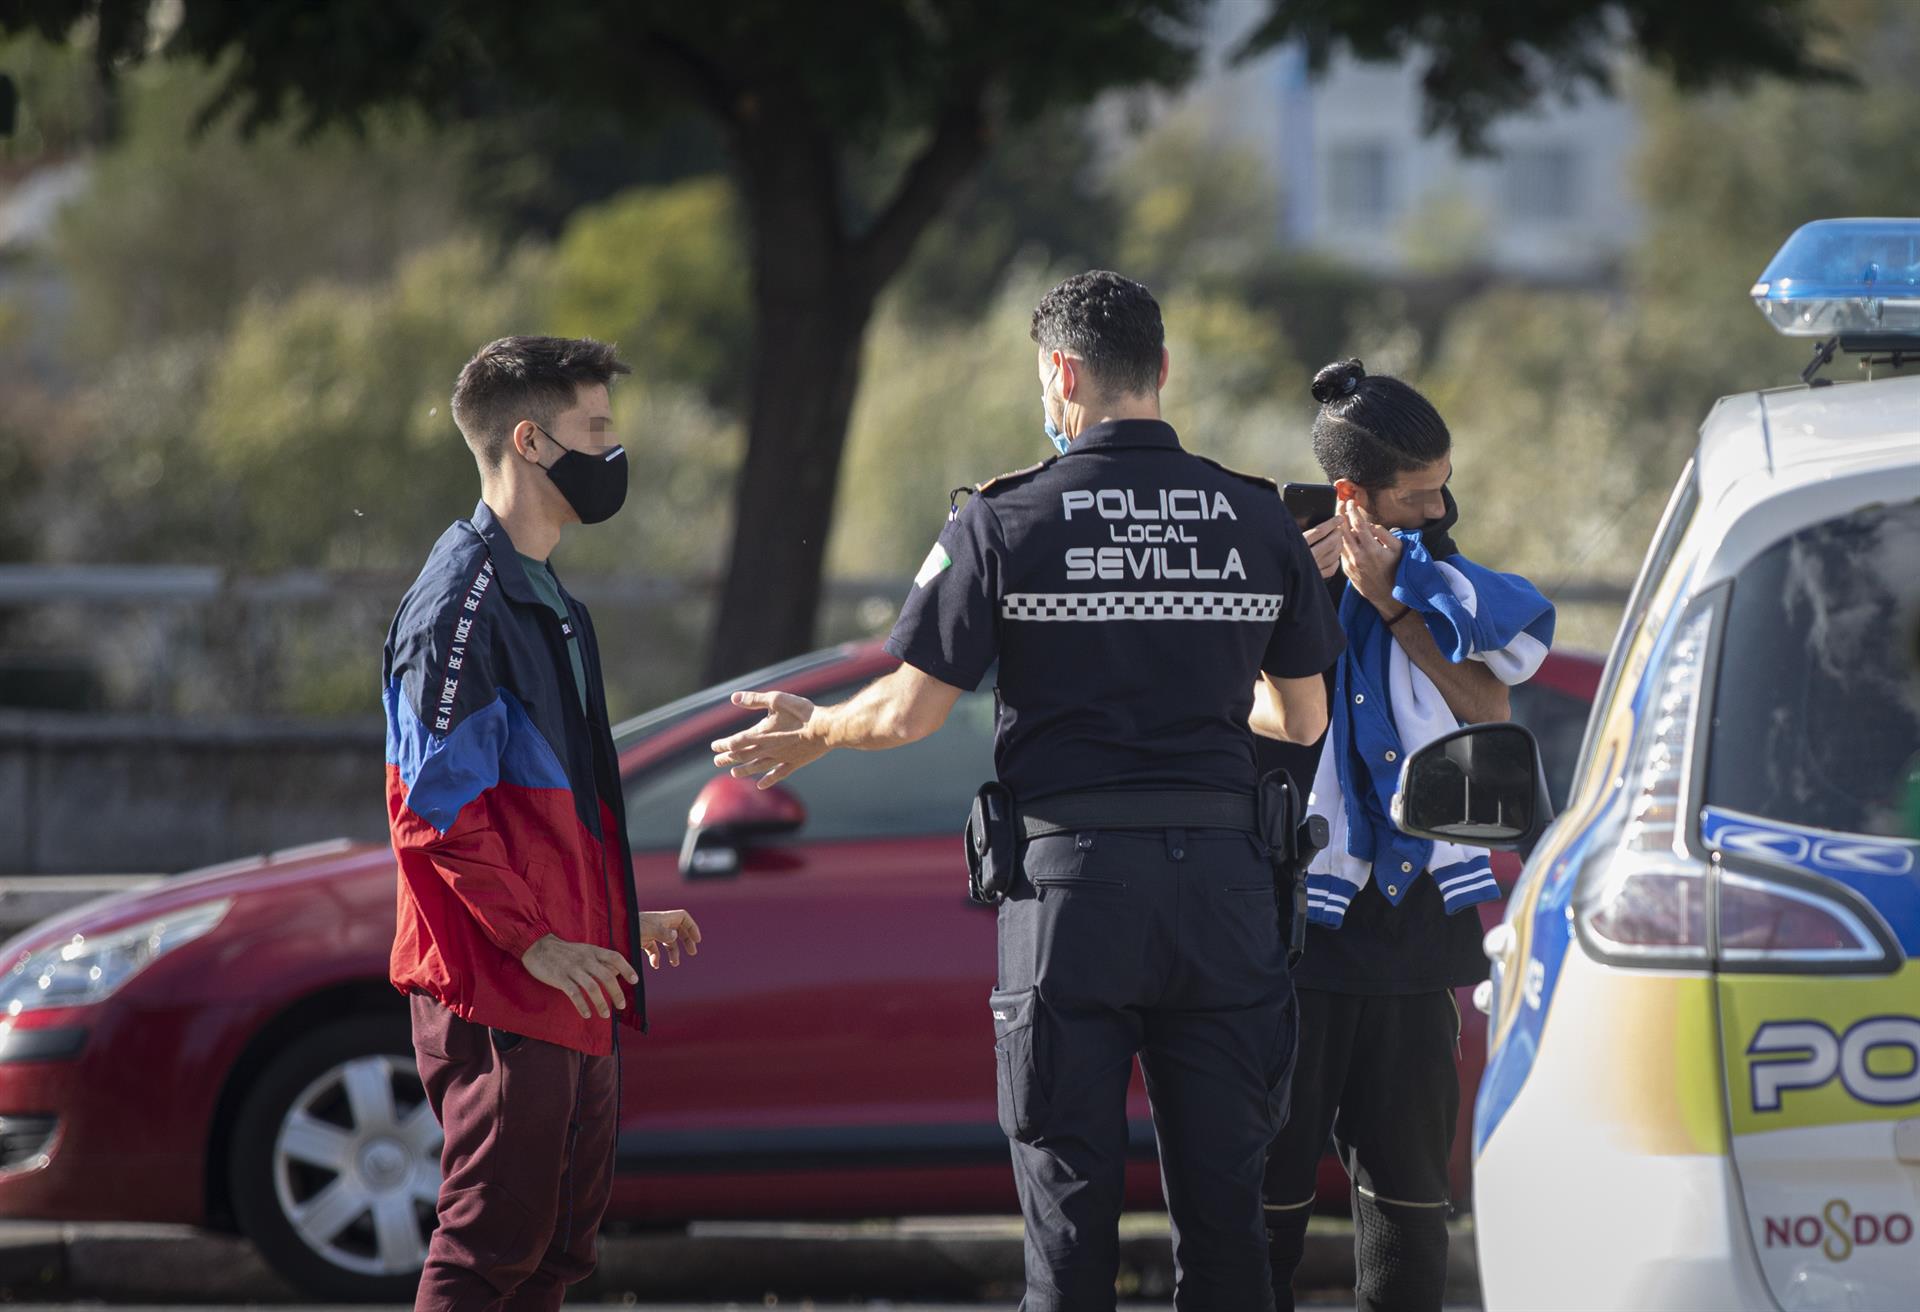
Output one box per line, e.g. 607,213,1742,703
1280,482,1339,534
1262,360,1554,1312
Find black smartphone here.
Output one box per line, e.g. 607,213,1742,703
1281,481,1338,530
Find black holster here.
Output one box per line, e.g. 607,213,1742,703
1259,769,1329,967
965,781,1018,905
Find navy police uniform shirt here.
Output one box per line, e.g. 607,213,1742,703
885,418,1345,802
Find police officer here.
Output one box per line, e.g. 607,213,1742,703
710,271,1344,1311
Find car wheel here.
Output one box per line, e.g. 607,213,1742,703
228,1014,441,1302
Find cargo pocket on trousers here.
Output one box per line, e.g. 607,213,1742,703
409,992,473,1062
990,987,1048,1143
1266,989,1301,1134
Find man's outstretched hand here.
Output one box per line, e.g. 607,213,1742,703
711,689,825,789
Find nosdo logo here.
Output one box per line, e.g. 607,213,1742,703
1764,1200,1913,1263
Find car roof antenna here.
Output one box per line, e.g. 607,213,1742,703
1801,335,1839,386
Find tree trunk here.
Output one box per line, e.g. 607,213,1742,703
703,119,875,683
702,93,989,684
703,272,873,683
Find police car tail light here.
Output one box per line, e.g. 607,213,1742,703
1717,869,1887,966
1750,218,1920,337
1582,856,1707,959
1577,607,1714,962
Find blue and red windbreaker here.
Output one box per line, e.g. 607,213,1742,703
383,500,644,1054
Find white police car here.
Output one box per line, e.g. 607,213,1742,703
1395,218,1920,1311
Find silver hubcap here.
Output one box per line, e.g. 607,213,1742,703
272,1053,442,1278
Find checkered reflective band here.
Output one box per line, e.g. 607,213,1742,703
1001,591,1285,622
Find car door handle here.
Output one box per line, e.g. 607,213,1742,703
1895,1118,1920,1164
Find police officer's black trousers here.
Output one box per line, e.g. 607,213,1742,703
992,828,1297,1312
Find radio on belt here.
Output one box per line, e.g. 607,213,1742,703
965,781,1017,905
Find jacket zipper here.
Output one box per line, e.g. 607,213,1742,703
553,584,647,1035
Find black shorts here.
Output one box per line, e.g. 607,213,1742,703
1263,987,1462,1212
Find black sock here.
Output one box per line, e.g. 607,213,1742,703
1353,1190,1449,1312
1265,1204,1312,1312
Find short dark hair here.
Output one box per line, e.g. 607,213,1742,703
1309,358,1451,489
1029,271,1164,397
450,335,631,468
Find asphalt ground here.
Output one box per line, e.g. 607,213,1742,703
0,1216,1482,1307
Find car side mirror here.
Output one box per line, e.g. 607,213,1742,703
678,776,806,878
1391,722,1554,861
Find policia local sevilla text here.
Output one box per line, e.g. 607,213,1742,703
1061,485,1248,581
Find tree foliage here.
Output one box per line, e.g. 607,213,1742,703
194,236,546,569
887,112,1122,326
1627,0,1920,399
0,26,105,160
829,263,1307,584
1241,0,1847,151
547,178,749,404
1404,0,1920,650
51,61,473,361
1109,106,1279,289
3,0,1853,676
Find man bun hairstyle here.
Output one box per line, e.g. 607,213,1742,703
451,335,631,469
1310,358,1365,404
1309,357,1451,489
1029,270,1164,397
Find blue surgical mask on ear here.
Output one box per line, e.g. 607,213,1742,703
1042,364,1069,455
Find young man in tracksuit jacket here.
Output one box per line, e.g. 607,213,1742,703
384,335,702,1311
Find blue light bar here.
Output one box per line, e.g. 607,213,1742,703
1750,218,1920,337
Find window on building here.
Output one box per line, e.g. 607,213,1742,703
1504,146,1578,222
1327,142,1393,225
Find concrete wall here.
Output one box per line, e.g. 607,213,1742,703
0,712,384,874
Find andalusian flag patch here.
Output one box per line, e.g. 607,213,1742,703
914,542,952,587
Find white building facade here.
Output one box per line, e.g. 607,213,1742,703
1190,9,1644,280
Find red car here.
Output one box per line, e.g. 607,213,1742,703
0,640,1600,1299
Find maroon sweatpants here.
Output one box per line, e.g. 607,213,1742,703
410,993,618,1312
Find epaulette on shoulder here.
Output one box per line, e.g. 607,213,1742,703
975,456,1054,495
1191,453,1279,494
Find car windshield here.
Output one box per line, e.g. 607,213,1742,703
1705,496,1920,840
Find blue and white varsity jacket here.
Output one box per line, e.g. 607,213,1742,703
1304,534,1555,927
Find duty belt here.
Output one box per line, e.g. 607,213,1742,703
1018,789,1258,840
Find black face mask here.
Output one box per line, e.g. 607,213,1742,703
534,425,629,525
1420,485,1460,560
